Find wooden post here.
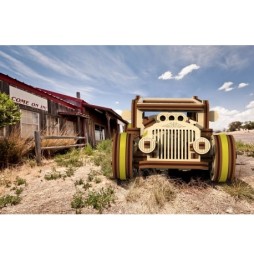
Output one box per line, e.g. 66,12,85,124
34,131,42,165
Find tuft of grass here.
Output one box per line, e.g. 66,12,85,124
94,177,102,184
0,127,34,168
87,173,94,182
0,194,21,209
74,178,84,186
15,187,24,196
236,140,254,156
83,144,94,156
84,187,115,214
221,179,254,202
15,177,27,186
64,166,76,177
83,182,92,191
91,139,112,177
71,191,85,214
44,167,62,180
54,149,83,167
96,140,112,153
152,182,176,207
126,175,176,209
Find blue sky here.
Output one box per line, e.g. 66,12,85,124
0,45,253,130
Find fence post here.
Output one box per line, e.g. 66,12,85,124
34,131,42,165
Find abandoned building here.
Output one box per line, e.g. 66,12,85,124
0,73,127,146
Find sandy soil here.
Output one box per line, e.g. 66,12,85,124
0,132,254,214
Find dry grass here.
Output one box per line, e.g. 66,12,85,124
126,175,176,211
221,179,254,202
0,127,34,168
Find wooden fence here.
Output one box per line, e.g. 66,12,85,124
34,131,86,164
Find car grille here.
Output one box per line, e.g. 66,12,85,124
152,128,197,160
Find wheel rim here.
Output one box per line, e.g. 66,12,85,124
211,134,236,182
112,133,133,180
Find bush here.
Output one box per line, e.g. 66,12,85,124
96,140,112,153
83,144,94,156
54,149,83,167
92,140,112,177
0,128,34,168
85,187,115,214
0,194,21,209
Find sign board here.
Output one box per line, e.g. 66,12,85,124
9,86,48,111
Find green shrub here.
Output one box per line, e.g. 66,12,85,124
222,179,254,201
92,152,112,177
71,191,85,214
83,144,94,156
0,194,21,209
15,177,27,186
84,187,115,214
236,141,254,156
54,149,83,167
44,167,62,180
65,166,76,177
96,140,112,153
74,178,84,186
15,187,24,196
83,182,92,190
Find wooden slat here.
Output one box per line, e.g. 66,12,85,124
42,136,85,140
41,144,85,150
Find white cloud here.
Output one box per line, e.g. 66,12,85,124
174,64,200,80
115,101,120,105
218,82,234,92
225,87,234,92
158,71,173,80
210,104,254,131
158,64,200,81
238,82,249,88
246,100,254,109
250,93,254,96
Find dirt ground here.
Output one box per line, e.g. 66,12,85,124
0,131,254,214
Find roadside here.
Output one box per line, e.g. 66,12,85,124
0,135,254,214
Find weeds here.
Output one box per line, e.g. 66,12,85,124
85,187,115,214
15,187,23,196
94,177,102,184
87,173,94,182
92,140,112,177
0,128,34,168
236,140,254,156
71,191,85,214
83,144,94,156
70,187,115,214
44,167,62,180
221,179,254,202
15,177,27,186
0,194,21,209
96,140,112,153
64,166,76,177
54,149,83,167
83,182,92,190
75,179,84,186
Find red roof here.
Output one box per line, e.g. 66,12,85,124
0,73,127,123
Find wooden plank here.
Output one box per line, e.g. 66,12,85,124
42,136,85,140
41,144,85,150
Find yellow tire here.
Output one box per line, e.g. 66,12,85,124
112,133,134,180
211,134,236,182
